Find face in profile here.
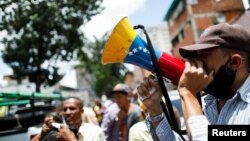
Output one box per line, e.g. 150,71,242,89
197,48,228,75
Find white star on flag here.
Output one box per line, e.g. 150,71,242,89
128,51,133,56
133,48,138,53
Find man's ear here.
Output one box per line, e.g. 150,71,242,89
229,54,243,70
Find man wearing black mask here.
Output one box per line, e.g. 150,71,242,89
137,23,250,141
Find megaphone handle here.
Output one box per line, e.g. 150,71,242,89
134,25,185,140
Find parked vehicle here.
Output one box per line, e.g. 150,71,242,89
0,92,63,136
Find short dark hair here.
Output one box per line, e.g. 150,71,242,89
243,52,250,72
238,50,250,70
222,47,250,72
65,97,84,109
45,112,63,123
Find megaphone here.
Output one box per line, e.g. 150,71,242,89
102,17,185,86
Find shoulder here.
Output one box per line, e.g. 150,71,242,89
81,123,105,141
129,121,153,141
84,123,100,128
130,121,146,130
83,123,104,132
104,103,119,113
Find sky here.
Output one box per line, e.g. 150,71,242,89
82,0,173,40
0,0,173,84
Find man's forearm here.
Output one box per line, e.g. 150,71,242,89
180,90,203,118
180,90,204,141
147,102,162,131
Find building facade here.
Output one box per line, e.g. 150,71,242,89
164,0,249,58
138,25,173,54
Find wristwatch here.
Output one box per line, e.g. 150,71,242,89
149,112,164,122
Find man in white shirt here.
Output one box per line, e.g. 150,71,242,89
57,97,106,141
32,97,106,141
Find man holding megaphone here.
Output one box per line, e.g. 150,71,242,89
137,23,250,141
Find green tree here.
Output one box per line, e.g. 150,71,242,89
77,35,127,97
0,0,103,92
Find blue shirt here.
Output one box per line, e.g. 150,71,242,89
146,74,250,141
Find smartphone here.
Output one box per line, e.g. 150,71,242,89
51,122,61,131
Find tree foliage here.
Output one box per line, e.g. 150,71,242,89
76,34,127,98
0,0,103,92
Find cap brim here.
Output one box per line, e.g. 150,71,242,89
179,44,219,59
109,90,128,96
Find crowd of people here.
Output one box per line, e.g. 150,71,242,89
30,71,160,141
29,22,250,141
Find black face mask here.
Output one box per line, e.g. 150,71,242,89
204,59,237,99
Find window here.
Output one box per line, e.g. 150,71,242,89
172,36,180,47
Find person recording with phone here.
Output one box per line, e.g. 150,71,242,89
32,97,105,141
137,23,250,141
31,112,63,141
